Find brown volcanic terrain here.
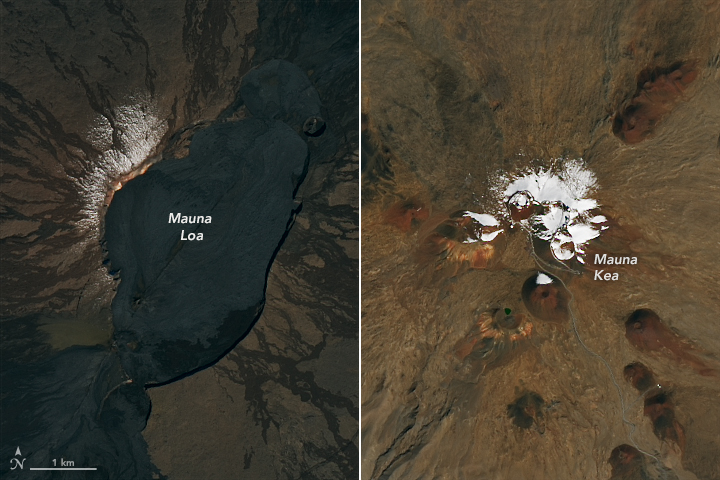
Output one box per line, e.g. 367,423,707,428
361,1,720,479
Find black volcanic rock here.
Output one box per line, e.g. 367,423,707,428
139,2,360,477
1,0,358,477
2,64,315,477
240,59,323,129
0,0,259,318
106,116,308,384
1,347,156,479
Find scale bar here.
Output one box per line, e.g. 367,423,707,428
30,468,97,471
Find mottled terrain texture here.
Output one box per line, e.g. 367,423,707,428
1,1,358,479
361,1,720,480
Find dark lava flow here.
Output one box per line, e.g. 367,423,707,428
0,2,355,478
106,61,313,385
2,60,316,480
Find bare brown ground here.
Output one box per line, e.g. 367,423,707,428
361,0,720,479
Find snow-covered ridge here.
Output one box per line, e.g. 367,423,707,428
497,158,607,263
73,93,167,237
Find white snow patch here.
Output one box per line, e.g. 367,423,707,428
567,222,601,244
496,158,603,263
536,273,553,285
464,211,500,226
72,94,167,238
481,230,504,242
